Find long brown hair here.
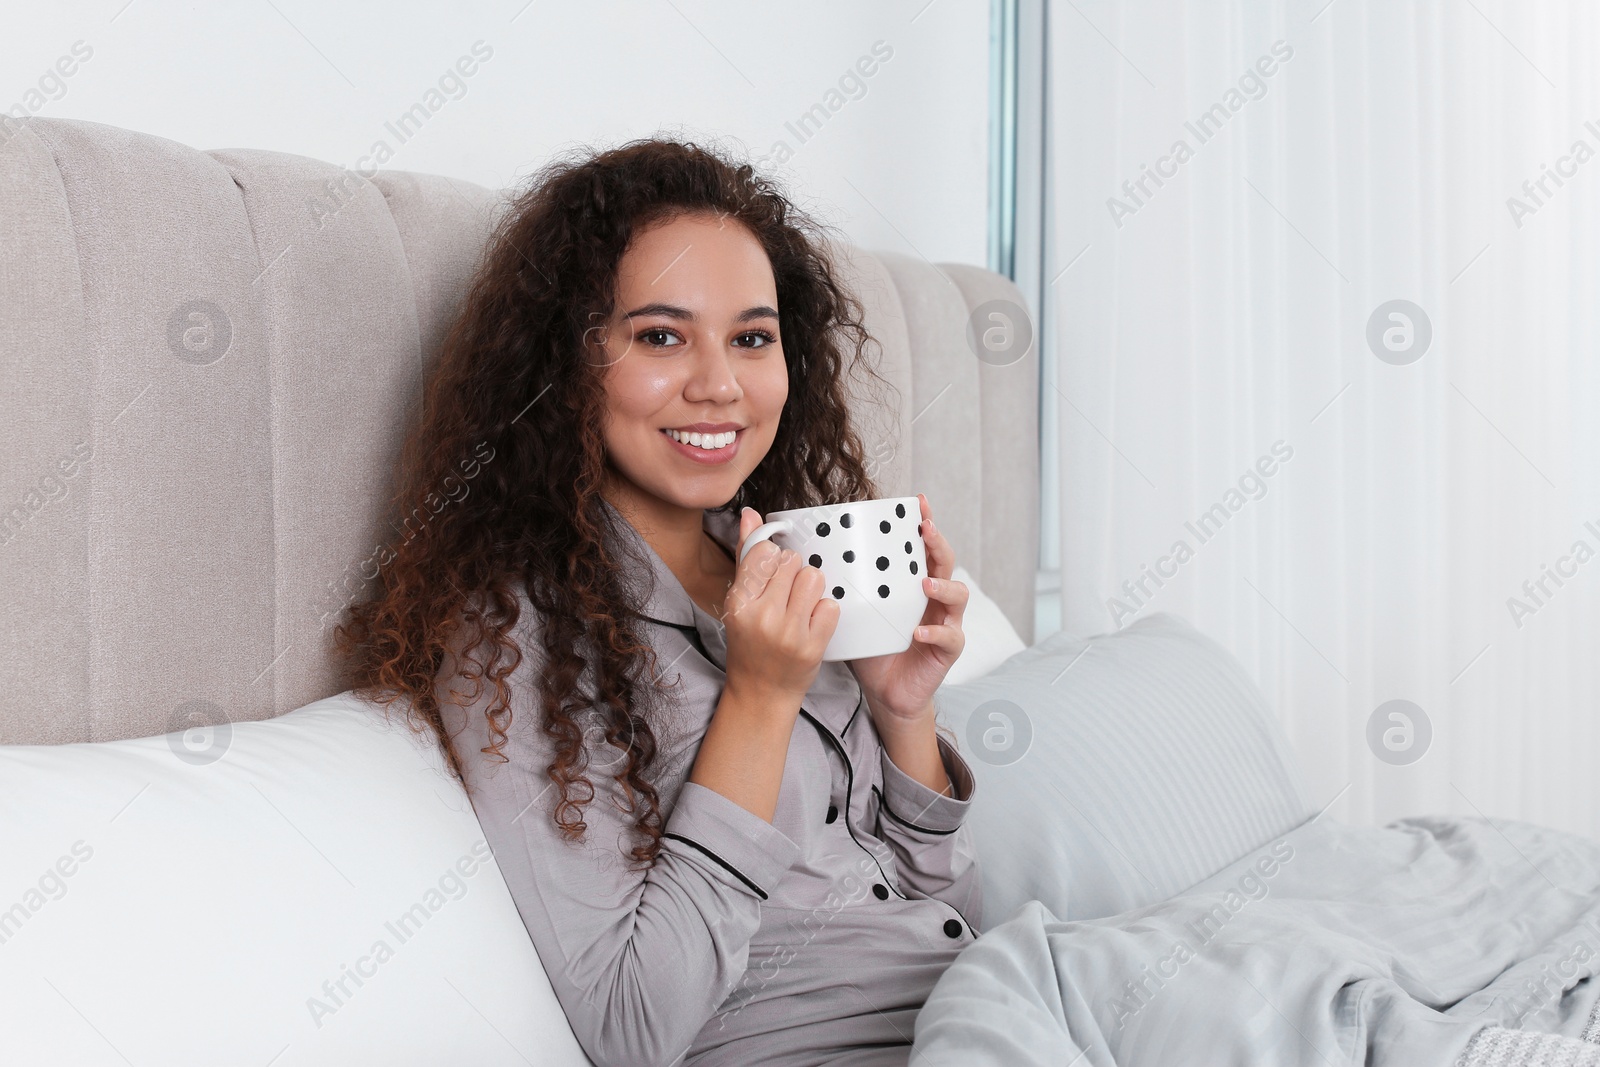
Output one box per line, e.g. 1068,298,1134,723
334,138,894,866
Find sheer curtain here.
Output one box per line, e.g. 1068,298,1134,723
1046,0,1600,840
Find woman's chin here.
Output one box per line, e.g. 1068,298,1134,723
637,479,748,514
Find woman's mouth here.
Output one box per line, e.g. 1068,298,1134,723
661,427,743,465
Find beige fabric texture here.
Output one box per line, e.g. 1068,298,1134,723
0,114,1037,745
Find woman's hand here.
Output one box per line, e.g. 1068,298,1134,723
721,506,842,707
847,493,968,727
693,508,840,825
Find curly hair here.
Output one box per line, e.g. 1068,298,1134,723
333,137,896,867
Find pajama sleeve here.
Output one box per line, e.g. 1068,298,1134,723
875,718,984,931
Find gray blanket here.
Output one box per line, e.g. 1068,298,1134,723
910,813,1600,1066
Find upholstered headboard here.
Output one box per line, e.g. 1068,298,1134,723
0,116,1037,745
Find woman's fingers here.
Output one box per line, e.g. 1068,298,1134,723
728,538,788,617
806,578,841,639
786,557,826,616
734,542,828,636
740,506,762,542
759,548,803,609
918,492,956,582
787,560,838,648
912,621,965,656
725,545,825,679
921,573,968,626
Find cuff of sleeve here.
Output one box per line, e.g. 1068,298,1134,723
879,733,977,835
661,781,803,900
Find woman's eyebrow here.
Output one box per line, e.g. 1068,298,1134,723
622,303,779,323
624,302,692,320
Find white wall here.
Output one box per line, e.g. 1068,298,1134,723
3,1,989,266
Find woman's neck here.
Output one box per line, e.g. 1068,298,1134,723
600,478,730,589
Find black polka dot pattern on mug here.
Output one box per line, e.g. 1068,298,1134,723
782,501,924,606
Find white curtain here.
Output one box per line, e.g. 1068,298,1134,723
1046,0,1600,841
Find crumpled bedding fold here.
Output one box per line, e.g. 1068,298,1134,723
911,813,1600,1067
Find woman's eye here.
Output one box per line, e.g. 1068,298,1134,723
639,328,682,348
735,330,777,349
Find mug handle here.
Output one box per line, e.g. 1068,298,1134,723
738,519,795,564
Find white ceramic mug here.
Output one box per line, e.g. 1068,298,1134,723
737,495,929,661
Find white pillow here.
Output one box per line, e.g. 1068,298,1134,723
939,563,1028,685
934,613,1313,929
0,692,593,1067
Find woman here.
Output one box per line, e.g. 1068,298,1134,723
336,138,980,1067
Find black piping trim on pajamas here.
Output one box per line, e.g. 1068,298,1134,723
863,788,978,934
841,686,864,737
938,897,976,940
642,616,723,673
640,615,698,642
873,784,960,836
858,766,978,937
662,832,768,900
799,708,908,902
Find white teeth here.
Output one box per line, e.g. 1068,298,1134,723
666,428,736,450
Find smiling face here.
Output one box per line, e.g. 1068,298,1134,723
595,211,789,515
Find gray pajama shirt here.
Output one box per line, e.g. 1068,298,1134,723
437,496,983,1067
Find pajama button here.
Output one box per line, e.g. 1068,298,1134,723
942,919,963,939
872,883,889,900
825,804,838,824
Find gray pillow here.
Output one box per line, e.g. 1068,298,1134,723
935,612,1312,928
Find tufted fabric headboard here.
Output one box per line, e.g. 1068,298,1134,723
0,115,1037,745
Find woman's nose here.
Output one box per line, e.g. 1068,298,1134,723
684,346,742,402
